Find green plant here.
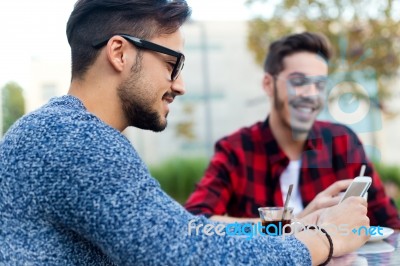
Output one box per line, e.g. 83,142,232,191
373,162,400,187
2,82,26,134
149,156,209,204
373,162,400,210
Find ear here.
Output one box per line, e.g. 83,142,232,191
105,36,132,73
262,73,274,97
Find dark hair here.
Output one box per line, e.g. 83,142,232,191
66,0,191,79
263,32,332,76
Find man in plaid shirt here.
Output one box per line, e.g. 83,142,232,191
185,32,400,229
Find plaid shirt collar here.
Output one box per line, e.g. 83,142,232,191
262,116,323,164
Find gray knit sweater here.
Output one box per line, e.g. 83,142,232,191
0,95,311,265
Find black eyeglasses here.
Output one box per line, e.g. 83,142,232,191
92,34,185,81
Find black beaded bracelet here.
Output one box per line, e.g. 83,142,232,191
308,226,333,266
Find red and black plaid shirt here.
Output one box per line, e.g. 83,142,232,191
185,118,400,229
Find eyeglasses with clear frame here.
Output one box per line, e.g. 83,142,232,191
92,34,185,81
276,74,328,96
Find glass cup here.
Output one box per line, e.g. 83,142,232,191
258,207,294,235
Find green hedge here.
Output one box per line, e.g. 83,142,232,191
149,157,208,204
373,162,400,210
149,157,400,210
373,162,400,187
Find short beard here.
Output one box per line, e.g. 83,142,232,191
117,53,167,132
273,78,291,130
273,78,285,111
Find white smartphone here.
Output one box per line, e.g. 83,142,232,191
339,176,372,203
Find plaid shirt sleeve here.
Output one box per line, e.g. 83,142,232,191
184,139,235,217
185,122,283,218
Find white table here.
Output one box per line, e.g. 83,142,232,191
329,231,400,265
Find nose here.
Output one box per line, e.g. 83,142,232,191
171,74,186,95
300,83,319,97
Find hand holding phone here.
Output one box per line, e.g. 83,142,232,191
339,176,372,204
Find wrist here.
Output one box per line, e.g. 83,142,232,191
295,230,329,266
309,226,333,266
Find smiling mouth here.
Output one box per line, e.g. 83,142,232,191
163,97,174,104
162,91,177,104
163,92,176,104
290,96,321,111
294,106,317,114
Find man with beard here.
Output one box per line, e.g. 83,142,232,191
185,32,400,229
0,2,372,265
